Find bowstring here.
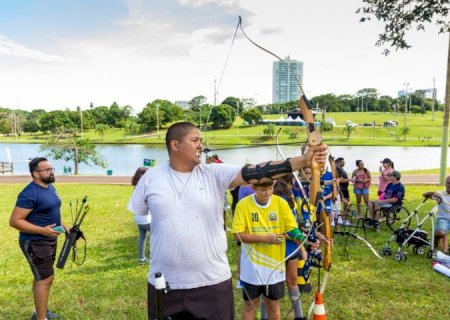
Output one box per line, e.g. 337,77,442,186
203,17,240,132
237,16,305,96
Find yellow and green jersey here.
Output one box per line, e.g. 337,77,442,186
232,194,298,285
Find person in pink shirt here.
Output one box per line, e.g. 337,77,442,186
378,158,394,197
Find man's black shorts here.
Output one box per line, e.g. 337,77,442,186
148,279,234,320
241,280,284,301
20,239,57,281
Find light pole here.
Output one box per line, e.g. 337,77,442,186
403,82,409,134
80,107,84,139
432,77,436,121
234,101,239,135
156,103,160,138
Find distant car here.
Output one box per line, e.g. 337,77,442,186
345,120,358,127
384,120,398,127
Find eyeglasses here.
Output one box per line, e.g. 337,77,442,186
35,168,55,173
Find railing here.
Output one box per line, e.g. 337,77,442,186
0,162,13,174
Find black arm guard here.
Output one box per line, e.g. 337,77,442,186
241,159,293,184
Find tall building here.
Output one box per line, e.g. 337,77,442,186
174,100,190,110
272,57,303,103
398,88,437,99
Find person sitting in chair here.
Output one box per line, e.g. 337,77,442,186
423,175,450,254
367,170,405,230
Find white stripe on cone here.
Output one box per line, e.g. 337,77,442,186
313,291,327,320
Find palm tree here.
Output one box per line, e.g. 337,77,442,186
342,124,356,140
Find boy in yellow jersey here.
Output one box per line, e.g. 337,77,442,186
232,181,306,320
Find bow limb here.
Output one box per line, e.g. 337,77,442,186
320,206,332,273
275,128,286,161
298,95,331,270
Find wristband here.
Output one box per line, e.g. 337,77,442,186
287,228,306,243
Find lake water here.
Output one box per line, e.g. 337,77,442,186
0,143,448,176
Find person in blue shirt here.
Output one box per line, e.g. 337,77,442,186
9,157,68,320
319,169,334,213
367,170,405,228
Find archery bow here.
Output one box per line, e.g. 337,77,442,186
57,196,89,269
237,16,333,318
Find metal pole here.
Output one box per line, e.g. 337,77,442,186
432,78,436,121
80,107,84,139
403,82,409,135
439,33,450,185
156,104,160,138
214,79,217,106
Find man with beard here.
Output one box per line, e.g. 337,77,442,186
9,157,67,320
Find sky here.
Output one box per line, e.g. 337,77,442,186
0,0,447,112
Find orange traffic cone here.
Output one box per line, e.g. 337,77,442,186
312,291,327,320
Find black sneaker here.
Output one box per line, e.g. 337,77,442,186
363,218,372,228
31,310,60,319
46,310,60,319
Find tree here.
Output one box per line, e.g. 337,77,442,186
40,131,107,175
95,124,109,139
39,110,76,133
342,124,356,140
320,120,334,132
138,99,183,131
263,123,275,137
0,116,11,134
22,109,45,133
221,97,242,114
338,94,357,112
209,104,236,129
378,96,394,112
242,108,263,125
120,105,133,128
401,126,411,141
108,102,123,127
189,96,208,127
357,0,450,184
312,94,343,112
356,88,379,111
189,95,207,110
357,1,449,55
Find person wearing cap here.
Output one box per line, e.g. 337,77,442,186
378,158,394,197
422,176,450,254
367,170,405,229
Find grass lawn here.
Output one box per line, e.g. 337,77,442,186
1,183,449,319
0,111,447,147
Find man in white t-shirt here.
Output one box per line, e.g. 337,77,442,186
423,175,450,254
128,121,328,320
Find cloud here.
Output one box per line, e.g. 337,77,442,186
120,0,253,40
260,27,282,36
0,35,70,62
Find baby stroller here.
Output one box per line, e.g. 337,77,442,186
381,198,437,261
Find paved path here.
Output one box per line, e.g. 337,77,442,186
0,174,443,185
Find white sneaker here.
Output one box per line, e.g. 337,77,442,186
337,217,344,225
344,220,352,226
331,220,335,227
